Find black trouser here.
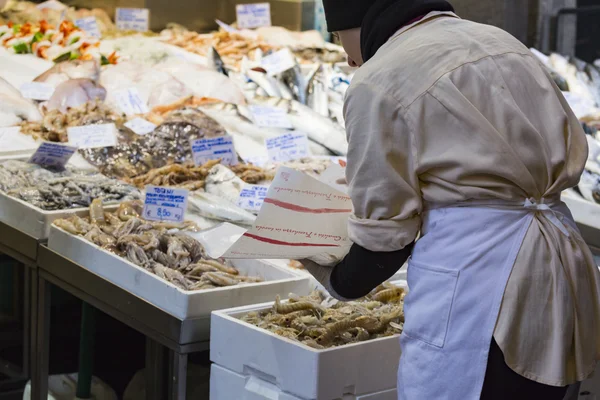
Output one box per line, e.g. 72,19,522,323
480,338,569,400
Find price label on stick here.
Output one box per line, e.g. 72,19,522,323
67,123,117,149
236,3,271,29
266,132,310,162
20,82,55,101
125,117,156,135
115,8,150,32
75,16,101,38
190,136,238,166
113,88,149,116
260,48,297,76
249,105,293,129
237,184,269,212
143,186,188,223
29,142,77,170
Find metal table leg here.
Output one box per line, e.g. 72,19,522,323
168,351,188,400
31,275,50,400
28,267,38,391
146,337,167,400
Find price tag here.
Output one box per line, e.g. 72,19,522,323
28,141,77,169
143,186,188,223
113,88,149,116
115,8,150,32
20,82,55,101
236,3,271,29
36,0,67,11
190,136,238,166
266,132,310,162
260,48,297,76
241,154,269,166
237,184,269,212
249,105,293,129
67,123,117,149
215,19,239,33
125,117,156,135
75,16,101,38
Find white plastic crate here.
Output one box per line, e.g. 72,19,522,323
210,293,404,400
48,225,312,320
0,191,105,239
210,364,398,400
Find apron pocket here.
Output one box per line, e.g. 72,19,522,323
403,261,459,348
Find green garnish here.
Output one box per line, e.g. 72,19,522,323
12,24,21,34
100,54,109,66
0,32,5,38
53,52,71,63
13,42,30,54
69,36,80,45
69,51,79,60
31,31,43,44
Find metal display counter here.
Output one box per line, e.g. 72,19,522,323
0,221,41,398
32,245,211,400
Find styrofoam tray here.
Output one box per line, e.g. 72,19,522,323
210,364,397,400
48,225,312,320
210,285,406,400
0,191,103,239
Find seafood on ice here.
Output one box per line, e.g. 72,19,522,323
80,108,226,179
0,160,140,210
0,76,41,127
240,283,405,349
52,200,264,291
0,20,116,63
20,100,123,142
34,59,100,87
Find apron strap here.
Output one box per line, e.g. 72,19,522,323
523,198,570,237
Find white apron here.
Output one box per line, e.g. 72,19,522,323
397,197,575,400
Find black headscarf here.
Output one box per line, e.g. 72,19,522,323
322,0,454,62
361,0,454,62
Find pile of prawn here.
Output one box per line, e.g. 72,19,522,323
241,284,405,349
53,199,263,291
129,160,274,191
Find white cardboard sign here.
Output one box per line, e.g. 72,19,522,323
236,3,271,29
194,167,352,264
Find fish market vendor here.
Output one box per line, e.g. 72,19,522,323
302,0,600,399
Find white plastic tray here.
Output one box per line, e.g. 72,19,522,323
48,225,312,320
210,287,406,400
210,364,397,400
562,192,600,230
0,191,98,239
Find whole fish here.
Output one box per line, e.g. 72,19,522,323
306,64,330,117
198,102,331,158
204,164,247,205
46,79,107,114
280,65,306,104
34,59,100,87
187,191,256,226
251,96,348,156
208,46,229,77
0,77,42,126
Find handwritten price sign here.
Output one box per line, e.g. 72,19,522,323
143,185,188,223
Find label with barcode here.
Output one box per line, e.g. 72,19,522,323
237,184,269,212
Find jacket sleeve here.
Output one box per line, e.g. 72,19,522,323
344,82,422,252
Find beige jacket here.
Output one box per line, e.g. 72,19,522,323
344,12,600,385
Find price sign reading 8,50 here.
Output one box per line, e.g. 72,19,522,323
143,185,189,223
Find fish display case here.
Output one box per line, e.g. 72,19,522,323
210,282,407,400
48,224,312,321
